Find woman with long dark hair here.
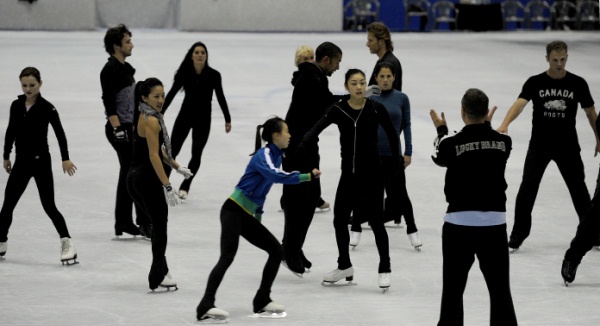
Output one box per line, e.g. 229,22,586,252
162,42,232,200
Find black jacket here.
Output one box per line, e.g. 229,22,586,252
284,62,343,172
100,56,136,124
3,94,69,161
432,122,512,213
301,99,400,174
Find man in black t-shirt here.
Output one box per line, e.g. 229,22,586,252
497,40,599,252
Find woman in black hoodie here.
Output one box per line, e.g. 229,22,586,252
300,68,400,291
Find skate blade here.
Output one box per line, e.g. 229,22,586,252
111,235,142,241
314,207,331,213
281,261,304,278
350,245,357,251
321,280,357,287
148,286,178,294
381,287,390,293
61,257,79,266
197,316,229,324
248,311,287,319
509,248,519,253
413,245,422,251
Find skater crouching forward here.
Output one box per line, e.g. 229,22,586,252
196,117,320,322
431,89,517,326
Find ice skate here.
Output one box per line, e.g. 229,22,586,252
561,259,579,287
379,272,391,293
178,189,188,201
300,251,312,273
349,231,361,249
249,301,287,319
408,232,422,251
281,257,304,278
60,237,78,265
508,235,523,253
157,272,178,291
113,223,141,240
139,224,152,241
322,267,356,286
198,307,229,324
315,201,331,213
0,241,7,258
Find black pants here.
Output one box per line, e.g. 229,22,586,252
335,171,390,272
197,199,282,314
511,148,590,241
0,153,70,242
126,166,168,265
438,223,517,326
565,164,600,263
169,114,211,193
105,122,149,227
352,156,418,234
281,178,321,260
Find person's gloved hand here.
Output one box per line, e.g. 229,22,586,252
163,184,180,207
176,166,193,179
364,85,382,98
113,126,129,143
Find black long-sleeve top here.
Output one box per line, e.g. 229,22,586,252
368,50,403,92
100,56,136,124
3,94,69,161
301,99,400,174
285,62,344,171
431,122,512,213
162,66,231,123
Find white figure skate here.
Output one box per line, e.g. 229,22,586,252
60,237,78,265
408,232,422,251
322,267,356,286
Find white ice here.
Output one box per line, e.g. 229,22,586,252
1,30,600,325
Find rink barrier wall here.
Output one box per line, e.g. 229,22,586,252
0,0,96,30
0,0,342,32
179,0,343,32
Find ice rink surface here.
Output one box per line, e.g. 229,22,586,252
1,29,600,325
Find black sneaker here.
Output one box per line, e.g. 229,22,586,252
508,235,523,252
561,259,579,286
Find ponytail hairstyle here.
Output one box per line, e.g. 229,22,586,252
251,116,286,156
134,77,163,122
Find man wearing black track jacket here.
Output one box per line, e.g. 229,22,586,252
280,42,343,275
431,88,517,326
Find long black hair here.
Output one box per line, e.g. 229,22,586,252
251,116,286,156
173,42,209,84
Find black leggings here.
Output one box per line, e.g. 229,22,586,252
126,166,168,264
170,114,211,192
334,171,390,272
0,154,70,242
565,164,600,263
198,199,282,314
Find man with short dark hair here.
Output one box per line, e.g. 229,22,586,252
100,24,150,238
431,88,517,326
281,42,343,276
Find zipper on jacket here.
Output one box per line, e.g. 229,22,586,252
338,105,364,173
